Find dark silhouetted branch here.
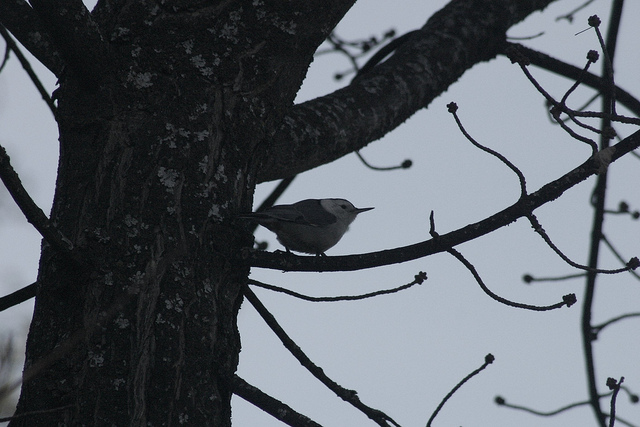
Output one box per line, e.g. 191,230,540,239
601,234,640,280
607,377,624,427
430,212,575,311
0,145,77,259
555,0,596,23
447,102,526,197
528,214,638,274
522,272,586,284
248,271,426,302
28,0,108,86
0,1,64,74
503,44,640,118
0,282,37,312
427,354,494,427
354,150,412,171
247,130,640,272
0,25,57,117
243,286,400,427
233,375,322,427
581,5,626,427
592,313,640,337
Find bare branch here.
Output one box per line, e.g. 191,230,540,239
0,282,37,312
243,286,401,427
247,130,640,272
607,377,625,427
506,47,599,153
522,272,586,284
248,271,427,302
601,234,640,280
233,375,322,427
496,395,595,417
496,387,637,427
592,313,640,336
0,145,78,259
447,102,527,197
430,212,574,311
527,214,637,274
0,1,64,75
354,150,412,171
581,6,626,426
426,354,494,427
503,43,640,117
260,0,557,182
0,25,57,117
28,0,108,85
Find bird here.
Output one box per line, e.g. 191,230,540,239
239,198,374,256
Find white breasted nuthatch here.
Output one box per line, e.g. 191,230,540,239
239,198,374,255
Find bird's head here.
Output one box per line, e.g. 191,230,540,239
319,199,374,225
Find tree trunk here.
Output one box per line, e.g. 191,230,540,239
10,1,353,425
4,0,561,424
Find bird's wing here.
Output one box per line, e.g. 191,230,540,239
291,199,337,226
240,200,337,227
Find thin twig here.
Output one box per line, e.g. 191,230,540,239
496,394,593,416
354,150,412,171
608,377,625,427
503,43,640,118
591,16,619,116
248,272,426,302
527,214,637,275
447,103,526,197
448,245,575,310
522,272,586,284
243,286,401,427
556,0,596,22
426,354,494,427
601,234,640,280
430,212,575,311
0,25,57,118
255,176,296,214
0,145,79,260
592,313,640,336
495,392,638,427
507,52,599,153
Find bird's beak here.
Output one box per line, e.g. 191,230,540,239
356,207,374,213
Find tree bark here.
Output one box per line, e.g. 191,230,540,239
9,1,354,425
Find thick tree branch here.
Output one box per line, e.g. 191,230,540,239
259,0,558,182
28,0,108,84
247,130,640,271
0,0,63,75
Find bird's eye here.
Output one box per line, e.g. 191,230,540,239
340,204,347,209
